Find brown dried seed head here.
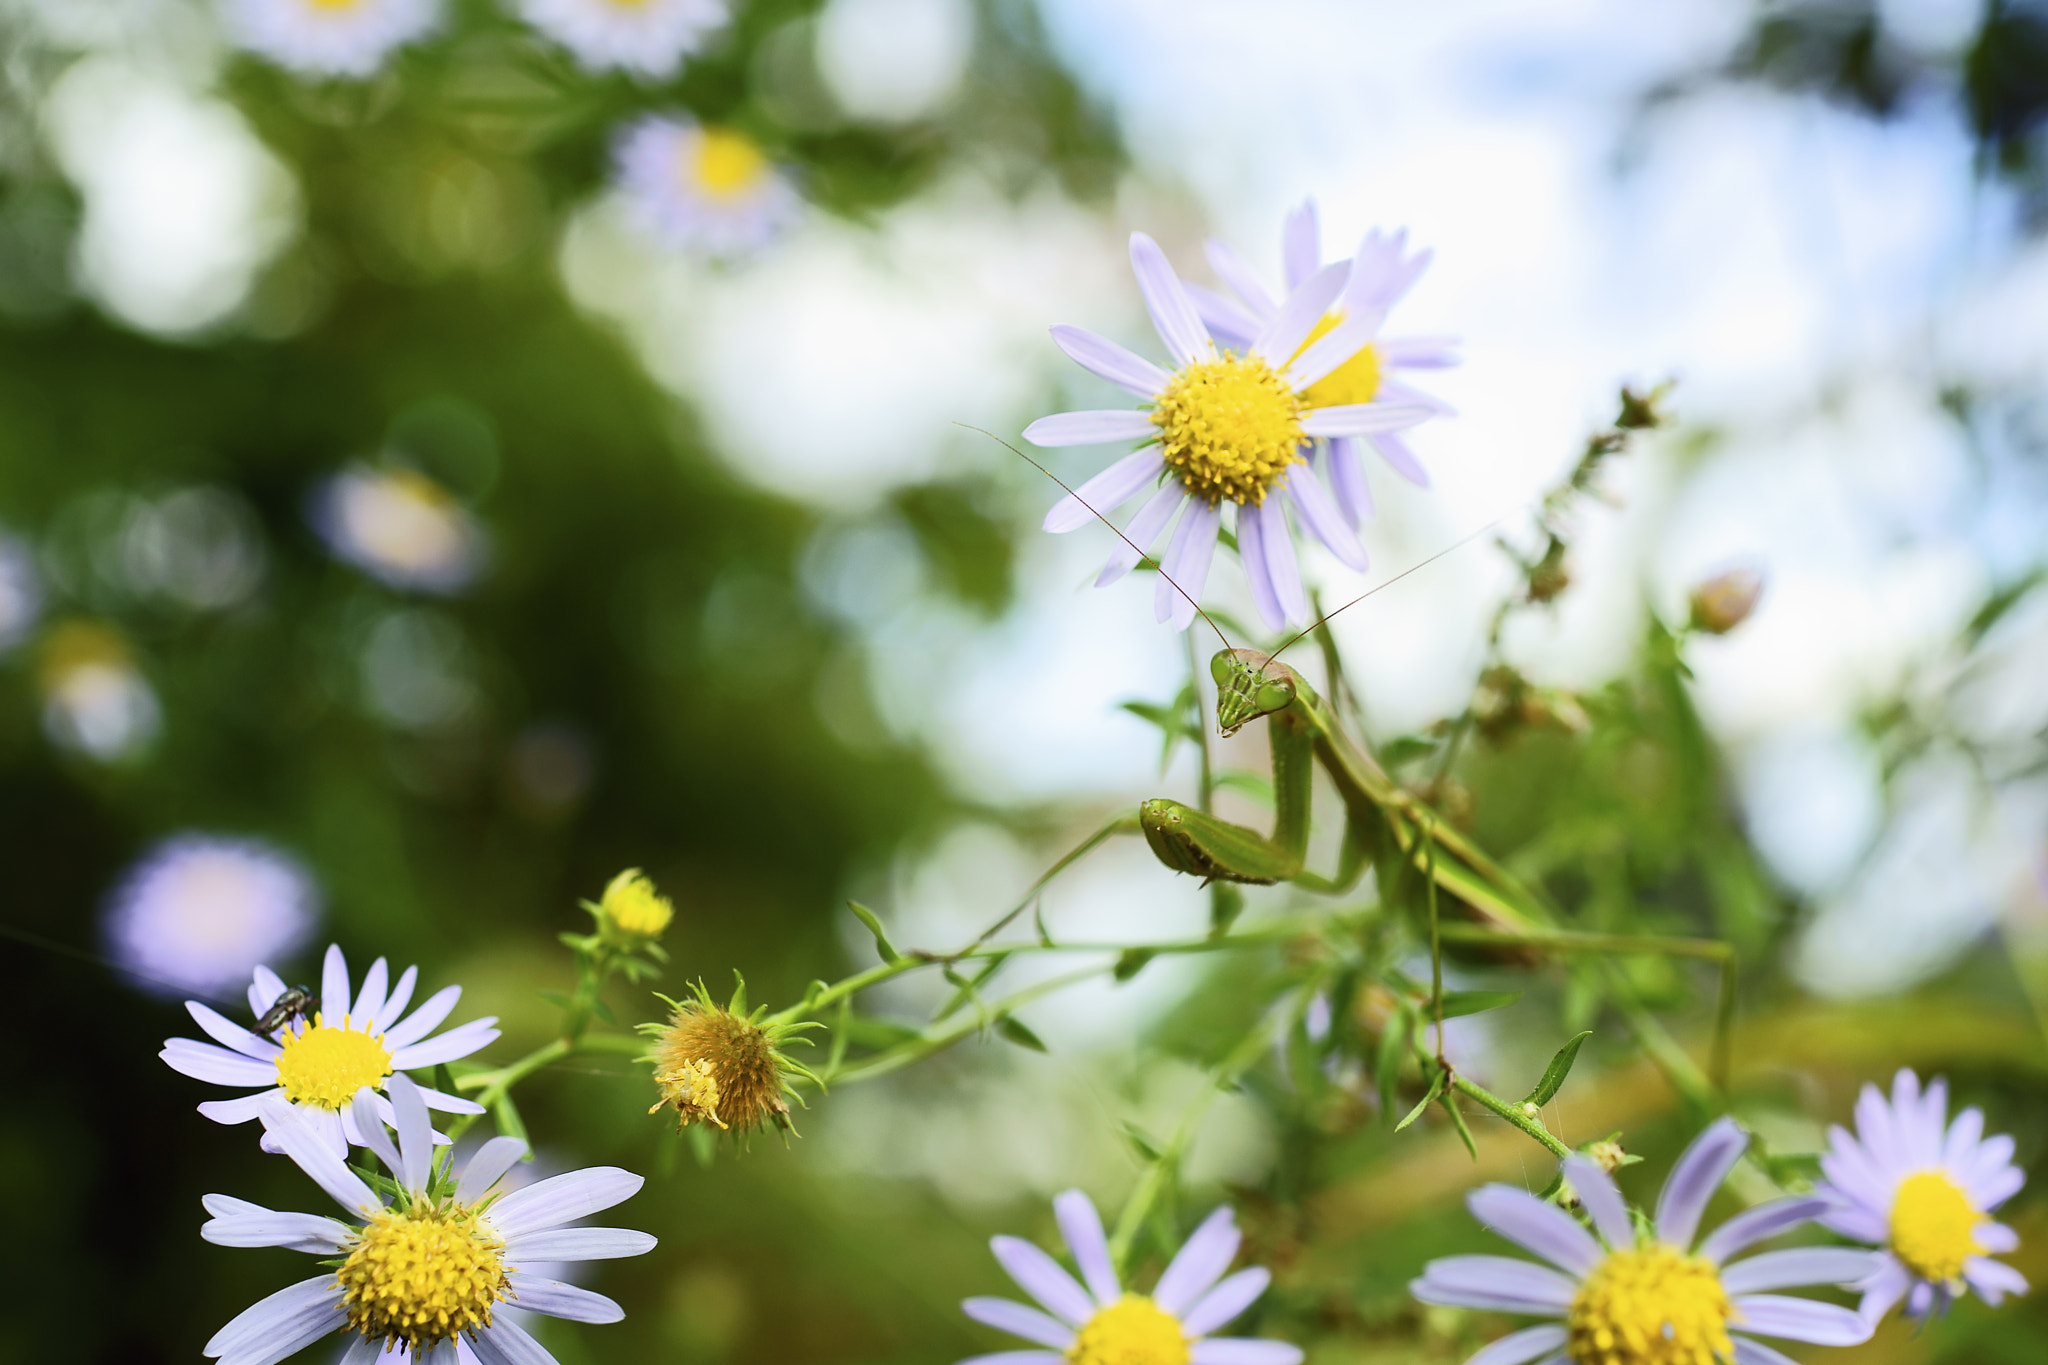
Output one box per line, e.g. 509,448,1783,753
651,1000,789,1133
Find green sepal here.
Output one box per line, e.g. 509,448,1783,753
728,970,747,1016
1523,1030,1593,1107
847,901,901,963
687,1123,717,1168
1113,948,1155,982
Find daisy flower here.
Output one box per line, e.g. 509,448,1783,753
223,0,440,79
161,943,497,1155
1816,1068,2029,1321
520,0,727,77
1189,199,1458,530
959,1188,1303,1365
203,1074,656,1365
1412,1118,1878,1365
311,463,486,594
613,116,800,259
1026,232,1435,632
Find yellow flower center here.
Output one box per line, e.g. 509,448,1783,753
1150,354,1304,507
1567,1244,1734,1365
1294,312,1382,410
273,1014,394,1110
1066,1295,1190,1365
306,0,369,10
649,1058,727,1129
337,1202,510,1351
1890,1170,1984,1284
691,129,770,200
602,869,674,938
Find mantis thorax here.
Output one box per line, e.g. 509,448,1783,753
1211,649,1298,736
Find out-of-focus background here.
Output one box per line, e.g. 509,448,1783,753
3,0,2047,1361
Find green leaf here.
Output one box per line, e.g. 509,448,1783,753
491,1091,529,1149
538,989,570,1010
1119,1121,1161,1162
1212,770,1275,808
687,1123,717,1168
1443,1089,1478,1159
1522,1030,1593,1107
840,1016,924,1049
1374,1005,1411,1117
996,1016,1048,1053
1437,990,1523,1019
1395,1067,1448,1132
1378,734,1439,767
1113,948,1156,982
847,901,902,963
432,1063,459,1100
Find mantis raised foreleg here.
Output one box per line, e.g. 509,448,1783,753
1141,648,1555,937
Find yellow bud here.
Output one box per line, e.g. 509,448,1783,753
600,868,674,942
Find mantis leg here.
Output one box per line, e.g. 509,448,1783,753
1139,703,1317,884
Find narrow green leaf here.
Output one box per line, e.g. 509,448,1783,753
1113,948,1156,982
590,998,617,1026
935,955,1006,1022
491,1091,529,1148
1523,1030,1593,1107
1212,770,1275,808
432,1063,459,1100
1443,1089,1478,1159
537,989,570,1010
847,901,902,963
841,1016,924,1049
1374,1005,1411,1118
1395,1067,1448,1132
996,1016,1048,1053
1120,1121,1161,1162
1438,990,1523,1019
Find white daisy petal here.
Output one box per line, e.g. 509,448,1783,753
1234,498,1285,631
1728,1295,1870,1346
386,1073,434,1193
1181,1268,1271,1336
1023,410,1159,449
163,1038,281,1087
1284,308,1385,391
1205,239,1277,319
1561,1157,1635,1249
382,984,462,1050
1251,261,1348,367
1043,449,1167,533
352,957,390,1024
1852,1257,1910,1322
1189,1339,1304,1365
337,1336,385,1365
390,1017,500,1070
505,1271,624,1324
251,965,288,1017
468,1317,562,1365
1186,281,1262,351
522,0,726,77
1255,496,1306,624
1098,483,1188,587
458,1136,531,1203
1377,335,1461,369
1050,324,1171,398
1154,1206,1242,1313
505,1226,659,1262
1163,497,1221,633
990,1235,1096,1326
204,1275,344,1362
1053,1189,1120,1305
1729,1339,1803,1365
198,1091,284,1125
202,1208,355,1254
259,1102,377,1214
1720,1248,1881,1295
1411,1256,1578,1313
1282,465,1367,570
1465,1185,1602,1277
1298,402,1433,439
963,1297,1075,1349
186,1001,283,1060
958,1355,1066,1365
487,1167,644,1240
1698,1196,1830,1265
1461,1325,1570,1365
1128,232,1214,366
320,944,351,1024
414,1084,486,1115
375,965,418,1028
1369,431,1431,487
350,1088,403,1180
1655,1117,1748,1250
1322,437,1374,527
1963,1256,2027,1304
1280,201,1319,292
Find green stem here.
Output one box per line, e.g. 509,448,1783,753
1107,995,1299,1272
1448,1072,1572,1159
824,965,1108,1085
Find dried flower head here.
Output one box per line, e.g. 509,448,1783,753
641,978,817,1139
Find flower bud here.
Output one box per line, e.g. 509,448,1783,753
1688,568,1764,635
598,868,673,945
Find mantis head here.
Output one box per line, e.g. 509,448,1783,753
1211,649,1298,736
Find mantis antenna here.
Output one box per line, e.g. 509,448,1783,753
954,424,1237,652
1263,515,1506,666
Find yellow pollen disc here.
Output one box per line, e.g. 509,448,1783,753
690,129,770,200
1066,1295,1190,1365
650,1058,727,1129
273,1014,394,1110
1890,1170,1985,1284
306,0,369,10
1294,312,1383,410
1150,354,1304,507
338,1202,510,1351
1566,1244,1733,1365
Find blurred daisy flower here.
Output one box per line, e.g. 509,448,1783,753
103,834,318,999
1817,1068,2029,1321
521,0,727,77
312,463,485,593
959,1189,1302,1365
1026,232,1436,632
223,0,440,78
39,620,160,762
203,1074,655,1365
1412,1118,1878,1365
1190,199,1458,529
161,943,497,1155
614,116,800,259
